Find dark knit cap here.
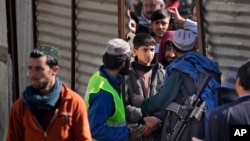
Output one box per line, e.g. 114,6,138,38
34,45,61,62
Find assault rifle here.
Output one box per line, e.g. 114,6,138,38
165,72,210,141
169,96,206,141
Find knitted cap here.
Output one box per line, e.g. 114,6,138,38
172,29,197,51
35,45,61,62
105,38,131,56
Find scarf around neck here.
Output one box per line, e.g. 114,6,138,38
22,77,62,111
133,56,157,72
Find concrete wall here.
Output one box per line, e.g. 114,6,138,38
0,0,10,140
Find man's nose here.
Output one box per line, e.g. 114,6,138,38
28,70,38,77
170,52,176,57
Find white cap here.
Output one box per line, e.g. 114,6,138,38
172,29,197,51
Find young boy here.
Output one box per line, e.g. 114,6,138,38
125,33,165,141
150,8,172,55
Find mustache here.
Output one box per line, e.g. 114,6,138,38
146,12,153,15
30,78,39,80
167,56,176,59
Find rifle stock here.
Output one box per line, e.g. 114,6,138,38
170,94,200,141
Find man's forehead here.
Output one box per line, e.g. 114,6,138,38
138,45,155,49
152,18,170,23
28,56,47,65
143,0,159,4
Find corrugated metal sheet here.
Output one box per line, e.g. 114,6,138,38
36,0,119,96
36,0,72,87
75,0,118,96
204,0,250,92
16,0,34,95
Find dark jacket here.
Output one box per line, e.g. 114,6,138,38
125,57,165,141
205,95,250,141
125,58,165,123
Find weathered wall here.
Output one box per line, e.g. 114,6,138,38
204,0,250,102
0,0,10,140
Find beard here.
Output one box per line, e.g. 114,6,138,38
166,56,177,64
30,78,47,90
119,60,130,75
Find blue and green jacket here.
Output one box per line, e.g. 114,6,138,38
86,66,129,141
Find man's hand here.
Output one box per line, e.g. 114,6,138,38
167,7,186,25
132,95,144,108
142,116,162,136
142,124,155,136
192,137,203,141
144,116,162,128
128,123,144,139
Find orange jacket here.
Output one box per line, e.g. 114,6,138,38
6,84,92,141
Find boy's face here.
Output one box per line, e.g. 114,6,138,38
133,45,155,66
151,17,170,40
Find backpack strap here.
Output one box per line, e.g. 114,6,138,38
196,72,210,97
179,72,196,97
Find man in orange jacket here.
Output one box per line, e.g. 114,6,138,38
6,45,92,141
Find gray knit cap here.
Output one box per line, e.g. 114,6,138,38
105,38,131,56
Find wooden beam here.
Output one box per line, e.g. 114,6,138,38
196,0,206,56
118,0,125,39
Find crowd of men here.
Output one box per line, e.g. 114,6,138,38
5,0,250,141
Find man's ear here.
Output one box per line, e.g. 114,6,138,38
51,66,59,75
236,77,241,88
133,48,137,54
160,3,165,9
121,61,126,68
235,77,243,97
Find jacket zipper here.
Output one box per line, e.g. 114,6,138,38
45,109,59,137
33,115,47,138
33,109,59,139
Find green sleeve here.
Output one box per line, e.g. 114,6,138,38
141,70,182,116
